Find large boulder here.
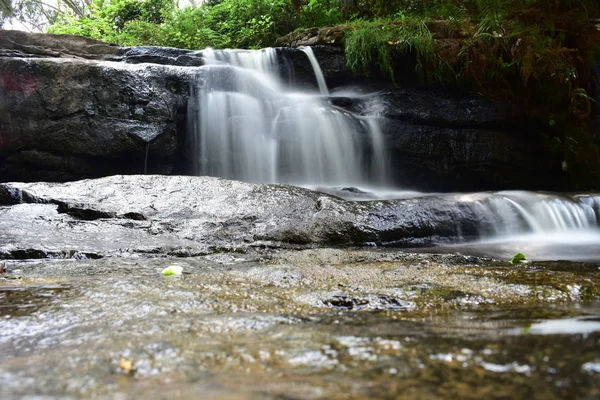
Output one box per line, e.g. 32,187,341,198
0,56,192,181
0,175,598,259
0,175,479,258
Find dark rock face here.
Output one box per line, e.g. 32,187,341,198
344,89,560,191
0,56,192,181
594,56,600,131
280,45,354,88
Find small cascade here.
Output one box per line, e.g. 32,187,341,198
188,47,387,188
455,192,600,239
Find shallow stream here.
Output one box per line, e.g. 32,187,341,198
2,249,599,399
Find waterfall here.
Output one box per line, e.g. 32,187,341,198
188,47,387,188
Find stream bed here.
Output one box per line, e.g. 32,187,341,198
2,249,599,399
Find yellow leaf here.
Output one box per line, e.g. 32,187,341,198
119,358,133,373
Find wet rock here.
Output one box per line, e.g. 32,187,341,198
317,292,414,311
0,175,492,257
1,250,599,399
3,175,596,259
332,89,560,191
0,29,121,60
120,46,207,67
279,45,353,87
594,56,600,131
0,57,191,182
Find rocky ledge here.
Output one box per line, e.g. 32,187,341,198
1,175,599,260
0,175,478,259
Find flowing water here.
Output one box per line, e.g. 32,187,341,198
440,191,600,260
188,48,387,188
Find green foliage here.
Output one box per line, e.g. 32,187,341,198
0,0,12,26
49,0,177,45
1,0,85,31
298,0,344,27
345,20,439,82
203,0,293,49
49,0,298,49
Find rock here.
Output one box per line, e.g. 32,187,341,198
0,57,192,182
285,45,354,87
0,175,474,257
120,46,204,66
331,89,561,190
594,56,600,132
382,122,558,191
276,26,348,48
2,250,599,399
0,29,121,60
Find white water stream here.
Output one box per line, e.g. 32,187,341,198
188,47,387,188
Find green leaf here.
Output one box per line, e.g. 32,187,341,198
161,265,183,276
508,252,527,264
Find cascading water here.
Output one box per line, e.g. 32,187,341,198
432,191,600,260
188,47,387,188
453,192,599,237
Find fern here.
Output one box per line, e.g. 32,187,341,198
345,20,438,83
474,0,505,34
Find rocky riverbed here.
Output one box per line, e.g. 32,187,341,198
1,175,600,399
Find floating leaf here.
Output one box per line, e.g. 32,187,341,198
161,265,183,276
118,358,133,374
508,252,527,264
